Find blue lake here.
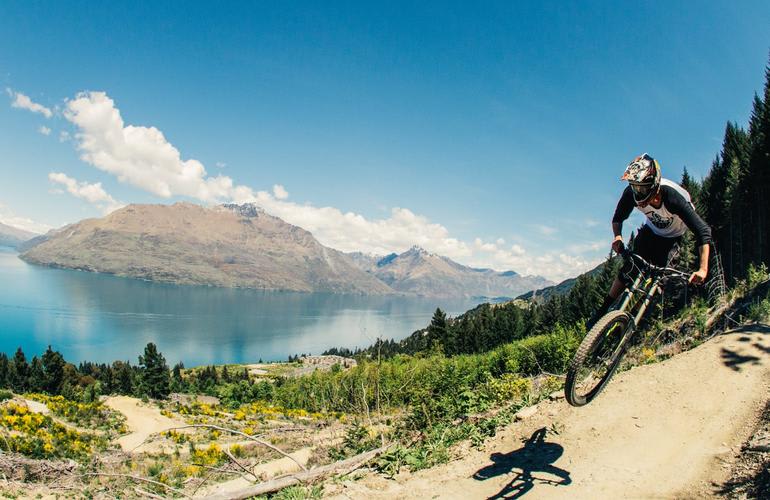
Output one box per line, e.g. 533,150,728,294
0,248,480,366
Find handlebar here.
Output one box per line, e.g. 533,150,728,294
617,247,690,281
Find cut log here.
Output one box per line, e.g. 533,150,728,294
199,445,390,500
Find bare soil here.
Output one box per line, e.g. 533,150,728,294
716,395,770,498
103,395,188,453
327,326,770,499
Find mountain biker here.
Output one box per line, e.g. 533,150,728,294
597,153,712,316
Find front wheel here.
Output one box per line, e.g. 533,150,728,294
565,310,633,407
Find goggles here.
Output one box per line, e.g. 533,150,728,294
630,182,654,201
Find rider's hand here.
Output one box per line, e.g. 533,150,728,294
689,268,708,285
611,236,624,254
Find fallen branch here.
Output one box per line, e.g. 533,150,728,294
192,467,219,497
191,463,244,476
222,448,259,482
0,452,78,482
82,472,190,498
168,424,307,472
199,444,391,500
135,486,167,499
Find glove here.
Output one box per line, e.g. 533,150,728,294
611,237,625,254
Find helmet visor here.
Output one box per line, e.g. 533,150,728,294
630,182,653,202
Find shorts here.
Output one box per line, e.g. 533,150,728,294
620,225,681,284
632,225,681,267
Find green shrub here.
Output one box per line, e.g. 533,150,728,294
747,263,770,289
747,298,770,323
482,374,531,404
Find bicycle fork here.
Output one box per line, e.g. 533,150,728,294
620,274,661,322
613,274,661,361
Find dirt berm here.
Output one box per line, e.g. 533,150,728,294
328,326,770,499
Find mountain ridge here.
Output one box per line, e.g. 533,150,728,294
19,202,553,298
346,245,551,299
0,222,38,249
20,202,392,294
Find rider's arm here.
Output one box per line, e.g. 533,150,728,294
661,186,712,247
662,186,712,282
694,243,710,284
611,187,635,250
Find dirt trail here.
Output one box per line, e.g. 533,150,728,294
104,395,188,453
22,399,50,415
329,327,770,499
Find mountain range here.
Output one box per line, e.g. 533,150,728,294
19,202,552,298
0,222,37,249
20,203,391,294
346,247,551,298
515,259,610,303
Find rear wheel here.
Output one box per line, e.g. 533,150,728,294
565,310,633,407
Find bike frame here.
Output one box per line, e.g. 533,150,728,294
616,272,663,329
614,251,690,337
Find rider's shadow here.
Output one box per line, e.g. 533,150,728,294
473,427,571,499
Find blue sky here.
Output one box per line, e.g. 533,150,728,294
1,1,769,281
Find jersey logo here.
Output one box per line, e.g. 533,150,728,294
645,211,674,229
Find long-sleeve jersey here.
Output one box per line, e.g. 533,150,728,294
612,178,712,246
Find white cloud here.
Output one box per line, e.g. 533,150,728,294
461,242,603,282
0,203,52,234
474,238,498,252
38,126,51,136
272,184,289,200
257,194,474,260
48,172,124,214
58,90,601,281
567,240,606,254
535,224,557,236
59,131,71,142
63,91,254,203
216,162,226,168
6,88,53,118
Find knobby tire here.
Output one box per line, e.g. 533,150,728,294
565,310,634,407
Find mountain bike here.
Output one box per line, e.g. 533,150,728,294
564,248,691,407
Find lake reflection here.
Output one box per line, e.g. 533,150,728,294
0,249,480,366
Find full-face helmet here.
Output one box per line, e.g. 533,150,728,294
622,153,661,205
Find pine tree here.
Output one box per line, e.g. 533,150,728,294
112,361,134,395
171,362,185,393
138,343,170,399
718,123,751,278
755,59,770,265
42,346,66,395
679,167,702,271
427,308,448,353
680,166,701,210
0,354,9,388
700,155,728,239
11,347,30,392
28,357,45,392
